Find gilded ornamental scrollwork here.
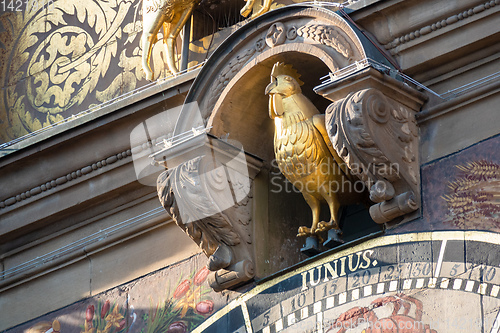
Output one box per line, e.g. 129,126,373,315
1,0,223,144
0,0,162,143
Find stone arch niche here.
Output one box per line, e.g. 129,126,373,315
154,5,427,291
208,51,332,161
177,5,375,142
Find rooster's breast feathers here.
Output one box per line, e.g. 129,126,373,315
274,95,333,181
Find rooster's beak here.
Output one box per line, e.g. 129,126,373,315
265,78,277,95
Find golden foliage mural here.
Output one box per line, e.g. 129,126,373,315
0,0,180,144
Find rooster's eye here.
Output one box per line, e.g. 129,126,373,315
284,76,292,81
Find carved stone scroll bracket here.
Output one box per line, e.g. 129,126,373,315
319,68,427,225
155,134,263,291
207,260,255,292
369,180,395,203
369,191,418,224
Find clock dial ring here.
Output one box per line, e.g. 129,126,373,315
195,231,500,333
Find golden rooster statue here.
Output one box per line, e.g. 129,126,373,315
265,62,360,239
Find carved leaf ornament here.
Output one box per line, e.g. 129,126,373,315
206,47,257,113
296,24,352,58
157,156,241,258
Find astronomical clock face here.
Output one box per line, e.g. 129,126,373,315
195,231,500,333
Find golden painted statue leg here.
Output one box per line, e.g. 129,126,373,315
142,33,158,81
298,192,321,237
251,0,273,19
316,185,341,233
164,6,193,75
240,0,255,18
142,9,167,81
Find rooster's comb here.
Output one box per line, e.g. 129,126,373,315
270,62,304,86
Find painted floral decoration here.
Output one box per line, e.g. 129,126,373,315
143,266,215,333
81,300,127,333
23,266,214,333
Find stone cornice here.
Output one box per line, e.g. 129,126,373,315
0,133,176,251
417,77,500,124
0,74,197,213
0,147,133,210
0,134,170,211
383,0,500,55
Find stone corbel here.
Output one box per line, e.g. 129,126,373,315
153,134,262,291
317,67,427,225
